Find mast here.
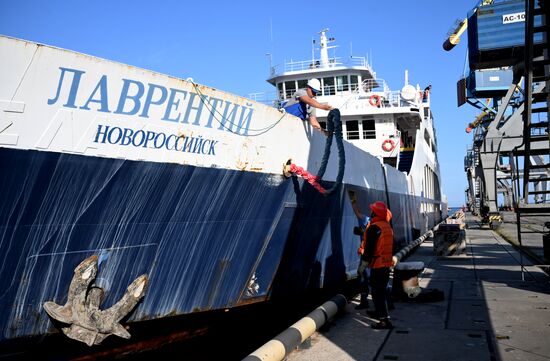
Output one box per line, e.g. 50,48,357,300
319,28,330,68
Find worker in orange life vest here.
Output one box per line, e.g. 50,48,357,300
359,201,394,329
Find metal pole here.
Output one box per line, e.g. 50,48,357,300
512,153,525,280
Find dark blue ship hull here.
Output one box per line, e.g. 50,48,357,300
0,147,436,343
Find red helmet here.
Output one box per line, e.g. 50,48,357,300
369,201,388,218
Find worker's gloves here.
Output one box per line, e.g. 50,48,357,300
357,260,369,276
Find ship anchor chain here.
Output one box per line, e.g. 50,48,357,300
43,255,148,346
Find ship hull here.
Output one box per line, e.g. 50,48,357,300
0,147,437,341
0,35,443,345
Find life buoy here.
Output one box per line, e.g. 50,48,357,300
381,139,395,152
369,94,381,107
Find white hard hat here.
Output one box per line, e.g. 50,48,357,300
307,78,321,93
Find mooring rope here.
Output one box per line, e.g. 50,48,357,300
285,109,346,195
190,81,287,136
188,79,346,195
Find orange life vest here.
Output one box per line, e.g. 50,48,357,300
361,219,394,269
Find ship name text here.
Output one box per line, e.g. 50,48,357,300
93,124,218,155
47,67,254,135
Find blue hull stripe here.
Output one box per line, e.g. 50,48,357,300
0,148,438,340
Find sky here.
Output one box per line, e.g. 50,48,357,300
0,0,481,206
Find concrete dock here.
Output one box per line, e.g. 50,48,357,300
286,213,550,361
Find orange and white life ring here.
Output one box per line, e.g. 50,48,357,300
369,94,381,107
381,139,395,152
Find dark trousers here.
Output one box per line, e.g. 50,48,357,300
359,268,369,304
370,267,390,319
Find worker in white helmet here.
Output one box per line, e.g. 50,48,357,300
283,78,333,134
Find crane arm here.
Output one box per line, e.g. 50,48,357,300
443,18,468,51
443,0,494,51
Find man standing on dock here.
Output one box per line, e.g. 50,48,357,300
360,201,394,329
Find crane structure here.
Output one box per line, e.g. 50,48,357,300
446,0,549,230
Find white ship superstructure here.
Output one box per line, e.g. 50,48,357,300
267,29,444,217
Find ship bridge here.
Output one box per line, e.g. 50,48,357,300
263,29,434,168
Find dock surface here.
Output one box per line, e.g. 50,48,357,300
286,213,550,361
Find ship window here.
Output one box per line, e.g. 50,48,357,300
336,76,349,92
346,120,360,140
350,75,359,91
424,107,430,119
362,119,376,139
277,83,284,99
285,81,296,98
297,79,308,89
383,157,397,167
323,77,335,96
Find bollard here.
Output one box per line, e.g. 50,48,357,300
242,294,347,361
392,261,425,299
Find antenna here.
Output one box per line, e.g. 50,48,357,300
312,37,315,65
268,18,274,75
266,53,272,74
370,49,373,68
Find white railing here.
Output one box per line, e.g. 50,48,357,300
246,91,279,107
270,56,372,76
361,78,388,92
363,129,376,139
346,130,360,140
248,82,427,111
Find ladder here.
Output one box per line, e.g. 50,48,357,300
511,0,550,279
517,0,549,214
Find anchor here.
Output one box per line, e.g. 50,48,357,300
43,255,148,346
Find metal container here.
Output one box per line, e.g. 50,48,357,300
467,0,543,69
466,68,514,98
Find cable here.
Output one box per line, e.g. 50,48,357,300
190,81,287,136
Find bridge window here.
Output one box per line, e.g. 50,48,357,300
323,77,335,96
346,120,360,140
277,83,284,99
424,129,431,146
362,118,376,139
336,76,349,92
350,75,359,91
297,79,308,90
285,81,296,98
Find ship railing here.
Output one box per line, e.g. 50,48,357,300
270,56,373,76
278,81,364,100
361,78,388,93
386,91,413,107
347,130,361,139
359,89,421,109
248,86,423,111
321,82,364,97
358,79,423,108
363,129,376,139
246,91,279,107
